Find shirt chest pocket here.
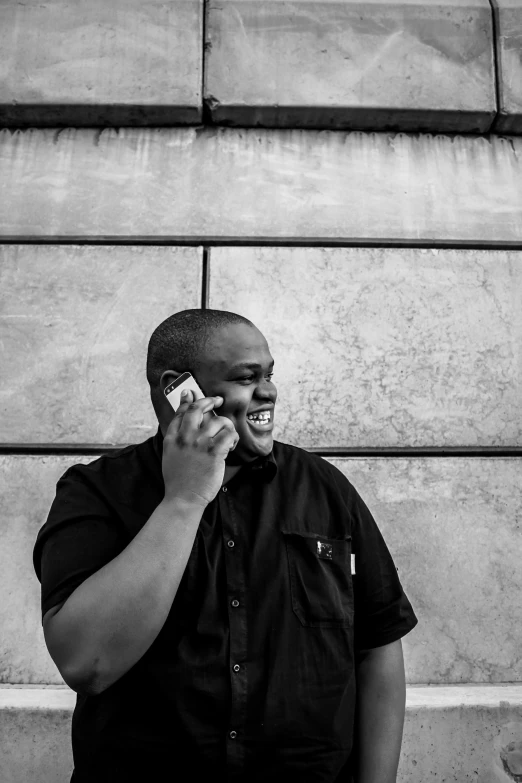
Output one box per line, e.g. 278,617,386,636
281,527,354,629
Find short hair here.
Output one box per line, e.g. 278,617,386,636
146,309,254,404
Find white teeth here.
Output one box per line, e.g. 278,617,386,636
247,411,271,423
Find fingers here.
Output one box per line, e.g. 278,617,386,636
210,424,240,456
166,390,237,454
203,414,237,444
171,391,223,433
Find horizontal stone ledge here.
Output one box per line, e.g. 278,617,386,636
5,236,522,250
1,685,521,783
0,0,203,127
2,446,522,457
1,128,522,243
205,0,497,133
2,683,521,711
0,105,202,127
204,105,497,134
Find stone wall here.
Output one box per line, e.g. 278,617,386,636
1,1,522,781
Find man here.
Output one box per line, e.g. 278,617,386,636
34,308,418,783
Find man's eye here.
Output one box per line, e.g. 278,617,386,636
236,373,273,383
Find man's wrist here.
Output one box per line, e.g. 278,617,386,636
161,493,208,518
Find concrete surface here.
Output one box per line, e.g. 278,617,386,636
1,685,521,783
2,128,522,243
399,685,522,783
0,245,202,445
492,0,522,134
3,246,521,447
3,454,521,684
328,458,522,684
205,0,496,133
0,456,92,685
209,247,522,448
0,686,75,783
0,0,203,126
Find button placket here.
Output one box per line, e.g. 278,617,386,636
220,482,247,772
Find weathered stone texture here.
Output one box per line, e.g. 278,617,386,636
400,686,522,782
0,687,74,782
492,0,522,133
1,128,522,243
209,247,522,448
0,0,203,126
205,0,496,132
0,456,92,685
328,458,522,684
3,455,521,685
0,245,202,444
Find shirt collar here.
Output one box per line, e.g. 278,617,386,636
152,427,278,483
248,449,278,482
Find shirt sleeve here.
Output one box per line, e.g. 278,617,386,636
33,466,127,621
348,486,418,651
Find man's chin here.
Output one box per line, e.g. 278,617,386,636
225,436,273,466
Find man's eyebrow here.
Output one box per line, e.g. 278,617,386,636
228,360,275,372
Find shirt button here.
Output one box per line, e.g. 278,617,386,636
222,486,228,493
231,599,240,608
229,730,237,739
233,664,240,672
227,540,235,548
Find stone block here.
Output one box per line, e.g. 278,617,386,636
205,0,496,132
0,245,202,445
2,455,521,684
492,0,522,134
209,247,522,448
0,687,74,783
0,0,203,126
2,128,522,243
1,685,522,782
328,458,522,684
0,456,93,684
399,685,522,782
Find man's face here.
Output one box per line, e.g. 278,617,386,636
193,323,277,463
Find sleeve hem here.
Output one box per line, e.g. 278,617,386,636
355,616,418,651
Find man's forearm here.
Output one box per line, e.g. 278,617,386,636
352,640,406,783
43,497,204,695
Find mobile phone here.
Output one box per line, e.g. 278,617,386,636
164,372,218,416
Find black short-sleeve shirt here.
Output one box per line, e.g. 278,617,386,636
33,431,418,783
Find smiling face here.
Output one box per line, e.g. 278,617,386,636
192,322,277,464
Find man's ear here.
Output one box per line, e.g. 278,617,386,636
159,369,183,394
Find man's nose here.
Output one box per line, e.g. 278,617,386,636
255,381,276,399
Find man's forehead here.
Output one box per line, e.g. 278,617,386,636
200,322,272,369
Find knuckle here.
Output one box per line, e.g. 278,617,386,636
174,433,188,447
